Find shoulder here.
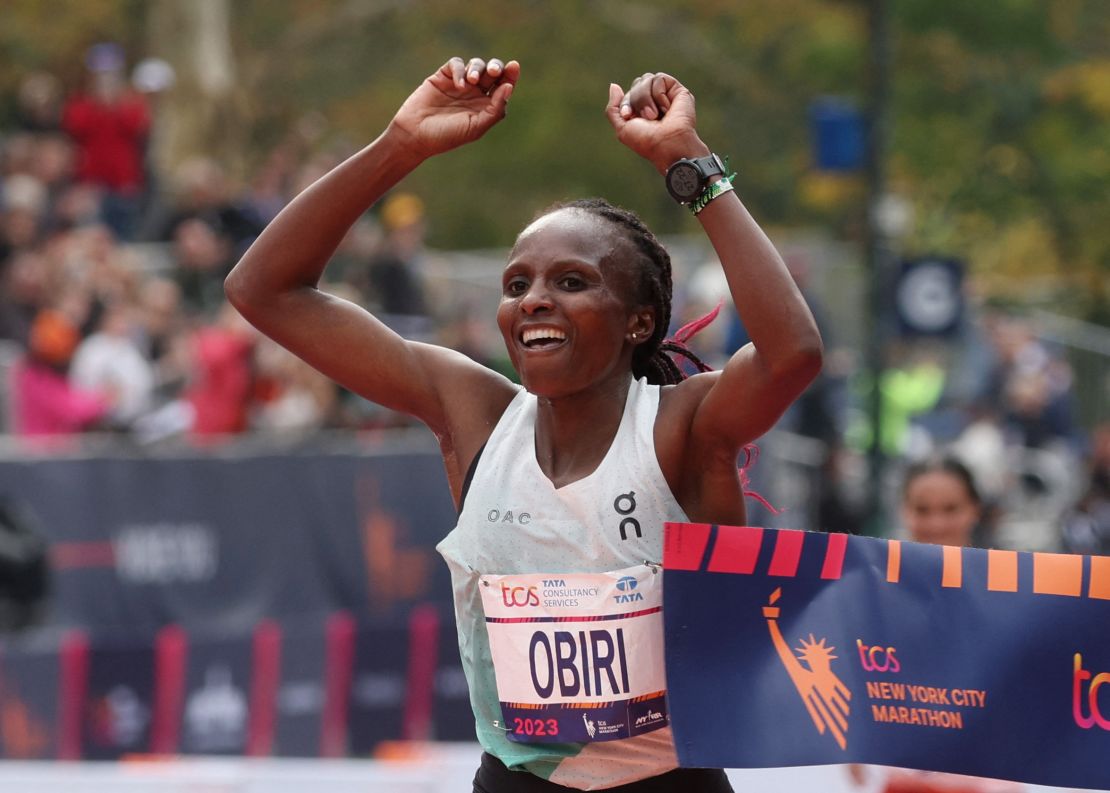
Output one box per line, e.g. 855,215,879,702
423,347,520,498
654,371,731,460
656,371,718,430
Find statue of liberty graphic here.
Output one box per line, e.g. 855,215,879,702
763,587,851,750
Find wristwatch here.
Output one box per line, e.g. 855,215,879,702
665,153,727,204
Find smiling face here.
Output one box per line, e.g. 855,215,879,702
902,469,981,548
497,208,652,398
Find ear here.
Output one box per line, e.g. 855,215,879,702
626,308,655,344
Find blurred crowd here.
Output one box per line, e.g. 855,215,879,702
676,250,1109,555
1,44,1106,553
0,43,457,447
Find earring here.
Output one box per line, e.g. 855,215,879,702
631,333,638,339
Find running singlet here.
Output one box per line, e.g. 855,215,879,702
437,377,689,790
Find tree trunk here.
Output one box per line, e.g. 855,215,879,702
146,0,247,180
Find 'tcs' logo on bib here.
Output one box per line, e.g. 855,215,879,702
502,584,540,608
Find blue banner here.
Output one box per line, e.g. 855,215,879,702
663,522,1110,790
0,447,457,633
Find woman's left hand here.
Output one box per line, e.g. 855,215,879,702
605,72,709,174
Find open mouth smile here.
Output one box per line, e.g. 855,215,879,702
520,326,567,350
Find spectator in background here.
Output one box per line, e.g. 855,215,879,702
13,72,63,134
366,192,430,322
900,456,982,548
28,134,77,227
252,339,339,433
171,216,234,313
1,173,48,258
0,250,47,346
135,276,190,400
1062,423,1110,555
61,43,150,240
11,308,109,436
877,342,947,456
158,156,264,259
984,315,1076,449
241,141,300,226
69,300,155,431
184,302,256,439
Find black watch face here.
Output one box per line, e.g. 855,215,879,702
668,162,703,201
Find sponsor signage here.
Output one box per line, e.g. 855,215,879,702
662,523,1110,790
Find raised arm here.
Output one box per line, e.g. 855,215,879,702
225,58,520,442
607,74,823,450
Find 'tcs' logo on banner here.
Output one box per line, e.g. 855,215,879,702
1073,653,1110,730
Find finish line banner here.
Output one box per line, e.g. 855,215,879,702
662,523,1110,790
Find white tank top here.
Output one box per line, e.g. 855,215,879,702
436,377,689,790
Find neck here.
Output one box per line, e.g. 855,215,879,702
533,373,633,488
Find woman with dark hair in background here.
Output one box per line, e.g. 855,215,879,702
901,456,982,548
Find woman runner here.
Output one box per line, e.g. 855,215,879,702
226,57,822,792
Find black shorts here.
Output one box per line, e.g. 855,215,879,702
472,752,735,793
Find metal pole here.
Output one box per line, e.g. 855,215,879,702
864,0,890,534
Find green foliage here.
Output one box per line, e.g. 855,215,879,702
2,0,1107,315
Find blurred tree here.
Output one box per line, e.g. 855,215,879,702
0,0,144,119
146,0,247,177
891,0,1110,319
1,0,1106,317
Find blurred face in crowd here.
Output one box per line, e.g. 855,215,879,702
902,469,980,548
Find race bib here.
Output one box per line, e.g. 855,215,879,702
479,564,668,743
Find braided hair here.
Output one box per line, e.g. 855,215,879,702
539,198,711,385
532,199,773,512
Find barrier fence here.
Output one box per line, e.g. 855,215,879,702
0,609,474,760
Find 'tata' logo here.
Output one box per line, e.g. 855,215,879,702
764,588,852,750
501,584,539,608
614,575,643,603
1073,653,1110,730
857,640,901,673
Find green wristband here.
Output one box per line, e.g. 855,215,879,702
689,177,736,216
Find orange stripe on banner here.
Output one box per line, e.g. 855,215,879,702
1090,556,1110,601
1032,553,1083,597
820,532,847,580
707,526,764,575
886,541,901,583
664,523,713,571
987,550,1019,592
942,546,963,588
767,530,804,577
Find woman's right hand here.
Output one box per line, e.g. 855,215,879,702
388,56,519,161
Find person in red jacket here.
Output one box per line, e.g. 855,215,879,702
61,43,150,240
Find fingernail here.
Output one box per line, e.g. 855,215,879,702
469,70,479,81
